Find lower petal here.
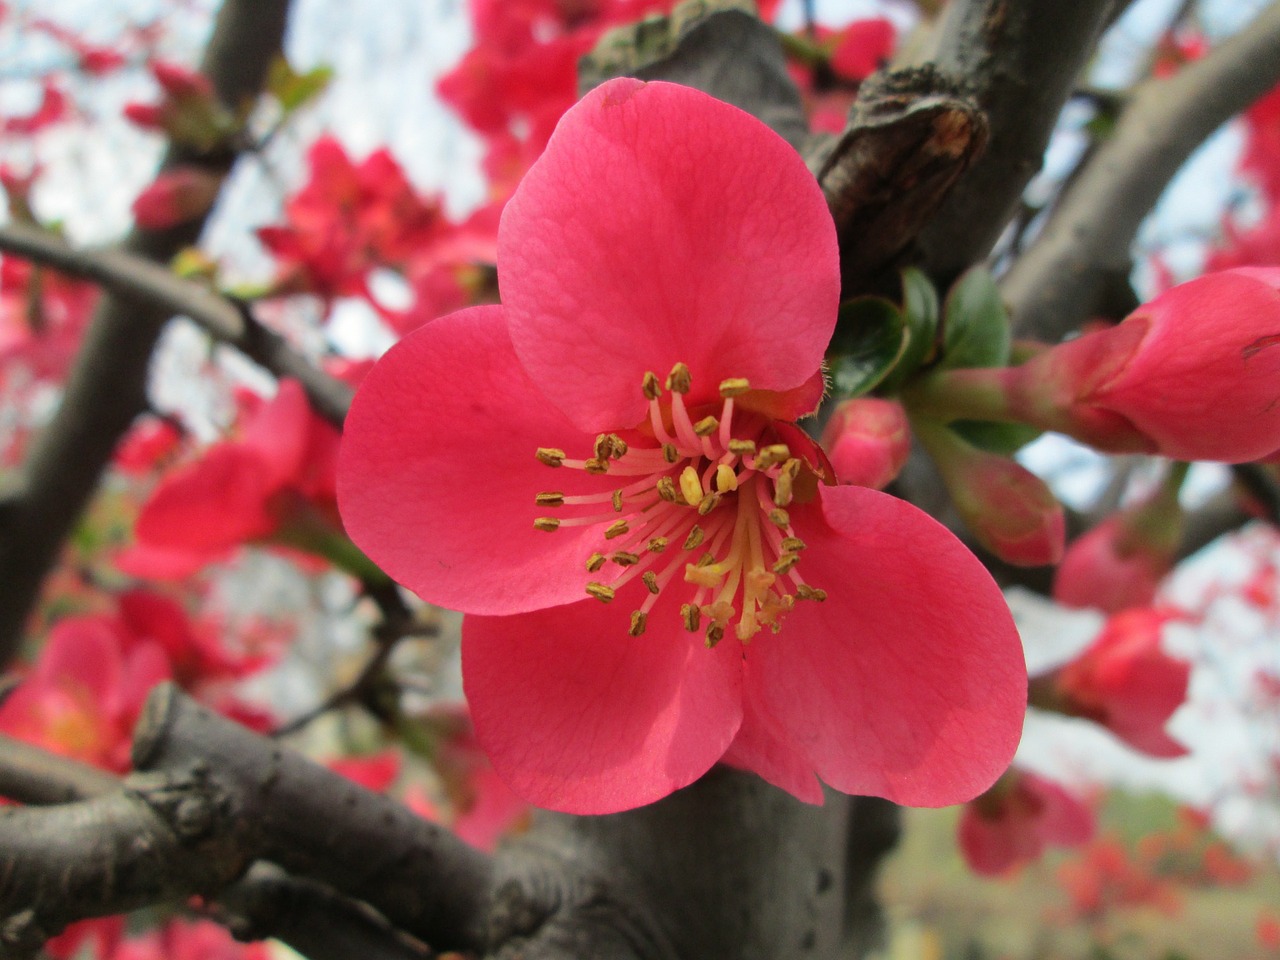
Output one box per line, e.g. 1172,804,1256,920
748,485,1026,807
463,594,743,814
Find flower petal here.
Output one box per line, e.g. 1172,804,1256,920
463,593,743,814
748,485,1026,806
338,305,628,615
500,78,839,431
721,680,825,804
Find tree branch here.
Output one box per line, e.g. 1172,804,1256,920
0,733,119,804
909,0,1117,285
0,222,353,425
0,0,292,669
1001,0,1280,339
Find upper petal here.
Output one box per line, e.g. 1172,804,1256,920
338,305,627,615
748,485,1026,807
499,78,839,431
463,592,743,814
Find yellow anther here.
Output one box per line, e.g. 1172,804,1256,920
612,490,624,512
584,458,609,474
656,476,681,503
642,371,662,400
685,562,725,589
662,443,679,463
693,415,719,436
696,492,723,516
728,439,756,456
533,517,560,532
612,551,641,566
604,519,629,539
594,434,615,460
586,582,616,602
796,584,828,602
611,437,628,458
780,536,806,552
647,537,669,553
586,552,607,572
665,362,692,394
536,447,565,467
714,464,738,492
718,377,751,397
768,508,790,528
773,459,802,507
705,623,725,648
535,492,564,507
629,611,648,637
695,552,717,567
683,525,705,550
642,571,660,594
772,553,800,575
681,603,702,631
679,466,704,506
755,444,792,469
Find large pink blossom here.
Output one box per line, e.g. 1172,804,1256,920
339,79,1025,814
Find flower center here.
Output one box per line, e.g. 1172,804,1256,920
533,363,826,647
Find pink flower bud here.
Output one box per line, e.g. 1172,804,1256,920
820,397,910,489
1054,516,1169,614
131,167,221,230
1009,268,1280,462
1053,609,1191,757
958,769,1095,875
123,101,166,130
150,59,214,101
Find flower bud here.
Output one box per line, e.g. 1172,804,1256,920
150,59,215,101
958,768,1095,876
131,167,222,230
1008,268,1280,462
1038,609,1191,757
820,397,910,489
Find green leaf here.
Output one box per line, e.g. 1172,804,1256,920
829,297,908,398
939,265,1011,370
878,268,938,392
267,57,333,113
951,419,1041,455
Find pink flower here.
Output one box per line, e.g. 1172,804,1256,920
109,919,270,960
339,79,1024,814
958,769,1095,875
1005,268,1280,462
1054,609,1191,757
820,397,911,489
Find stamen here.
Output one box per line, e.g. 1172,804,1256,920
536,447,565,467
755,444,791,469
663,443,679,463
728,439,756,456
533,517,560,532
681,603,701,631
604,519,630,539
666,362,692,393
797,584,828,602
586,553,607,572
643,571,660,594
584,458,610,474
693,415,719,437
774,459,802,507
647,537,669,552
780,536,806,552
719,377,750,397
705,622,725,647
586,582,616,602
612,551,641,566
656,476,682,503
612,490,624,512
772,553,800,575
696,493,723,516
683,525,705,550
715,464,738,492
535,492,565,506
629,611,648,637
643,371,661,399
768,508,790,527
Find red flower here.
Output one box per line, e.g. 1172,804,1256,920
339,80,1025,814
1054,609,1191,757
121,379,342,577
820,397,910,490
1005,268,1280,462
958,769,1094,875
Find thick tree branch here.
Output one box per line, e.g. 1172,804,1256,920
910,0,1117,284
0,222,353,425
132,683,495,953
1002,0,1280,339
0,0,291,669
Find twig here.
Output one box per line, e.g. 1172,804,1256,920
0,733,119,804
0,222,352,426
1001,0,1280,339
